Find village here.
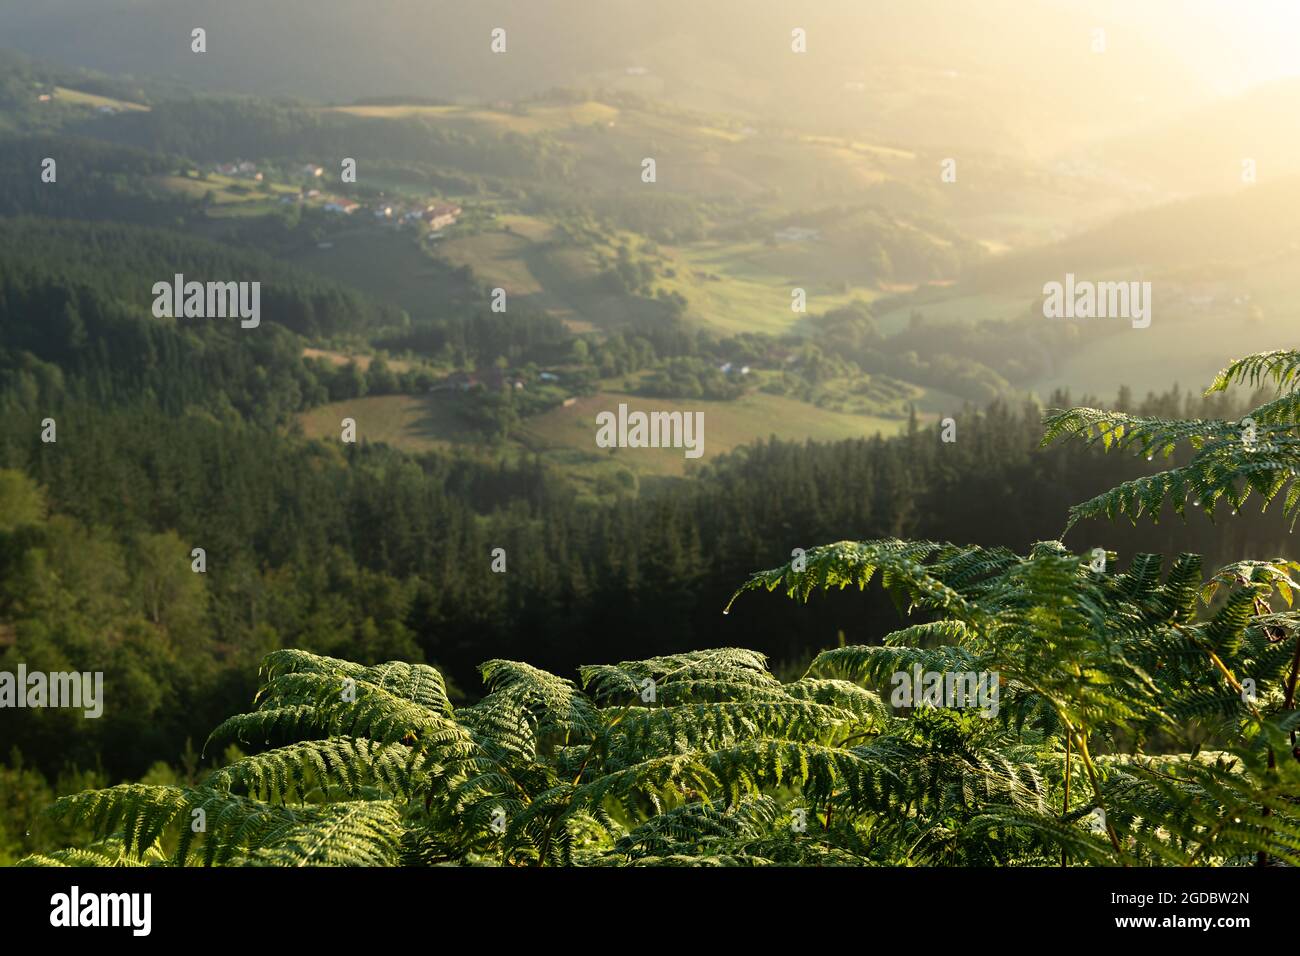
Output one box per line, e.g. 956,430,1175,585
205,158,463,234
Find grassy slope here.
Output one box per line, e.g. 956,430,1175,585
297,385,915,482
667,240,883,336
298,394,479,453
327,101,620,135
50,86,148,111
520,390,909,476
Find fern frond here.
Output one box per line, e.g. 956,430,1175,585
205,737,423,802
17,839,171,868
229,800,406,867
1207,349,1300,393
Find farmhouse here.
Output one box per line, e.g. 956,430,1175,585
423,203,462,230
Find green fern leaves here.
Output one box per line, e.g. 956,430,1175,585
1044,348,1300,529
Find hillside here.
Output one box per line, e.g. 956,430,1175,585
0,0,1217,154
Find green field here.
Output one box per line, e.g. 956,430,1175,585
297,394,479,452
296,386,916,483
666,240,884,335
156,172,299,211
520,390,911,477
436,221,671,330
51,85,149,112
326,100,619,135
438,230,550,297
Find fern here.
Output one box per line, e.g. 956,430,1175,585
1043,349,1300,529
